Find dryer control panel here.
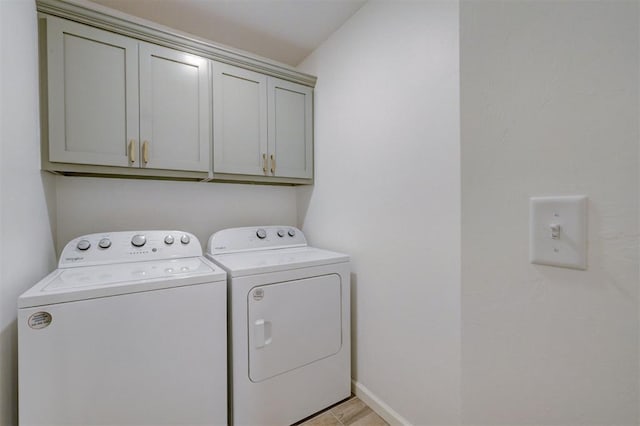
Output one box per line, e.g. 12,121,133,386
59,231,202,268
207,226,307,255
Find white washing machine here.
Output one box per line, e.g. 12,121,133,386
18,230,227,426
206,226,351,426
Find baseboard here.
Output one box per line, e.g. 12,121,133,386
351,380,412,426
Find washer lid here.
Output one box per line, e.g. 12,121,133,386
207,246,349,277
18,257,225,308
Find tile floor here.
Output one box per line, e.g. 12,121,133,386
297,396,389,426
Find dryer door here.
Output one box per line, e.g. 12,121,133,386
248,274,342,382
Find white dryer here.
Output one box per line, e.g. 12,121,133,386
18,230,227,426
206,226,351,426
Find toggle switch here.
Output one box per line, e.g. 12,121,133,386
530,195,588,270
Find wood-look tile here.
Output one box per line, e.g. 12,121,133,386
347,411,388,426
300,411,341,426
329,396,364,418
300,396,389,426
330,397,382,425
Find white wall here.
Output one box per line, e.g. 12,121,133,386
0,1,58,424
55,177,297,253
297,1,461,424
461,1,639,425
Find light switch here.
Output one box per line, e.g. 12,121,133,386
529,195,587,270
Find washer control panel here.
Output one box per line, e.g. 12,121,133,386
207,226,307,255
59,230,201,268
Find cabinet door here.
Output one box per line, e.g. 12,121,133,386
268,78,313,179
46,17,139,167
139,43,210,172
212,62,268,176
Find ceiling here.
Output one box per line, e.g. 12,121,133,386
89,0,367,66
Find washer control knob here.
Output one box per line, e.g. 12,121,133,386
98,238,111,249
76,239,91,251
164,235,175,245
277,229,285,238
256,228,267,239
288,228,296,237
131,234,146,247
180,234,190,245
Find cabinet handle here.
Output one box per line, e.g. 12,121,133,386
128,139,136,164
270,154,276,174
142,141,149,164
262,153,267,174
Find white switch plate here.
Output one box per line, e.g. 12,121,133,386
529,195,588,270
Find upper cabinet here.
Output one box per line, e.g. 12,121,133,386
212,62,268,177
46,17,139,168
268,78,313,179
38,0,315,184
45,17,210,173
139,44,210,172
212,62,313,180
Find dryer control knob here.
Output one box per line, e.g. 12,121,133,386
164,235,175,245
288,228,296,237
277,229,285,237
76,239,91,251
131,234,146,247
256,228,267,239
180,234,190,245
98,238,111,249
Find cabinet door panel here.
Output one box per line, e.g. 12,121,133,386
212,62,267,176
268,78,313,179
47,17,138,167
139,44,210,172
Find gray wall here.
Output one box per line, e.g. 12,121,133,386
461,1,639,424
0,1,57,424
298,1,462,424
55,176,297,254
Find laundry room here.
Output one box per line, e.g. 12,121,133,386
1,0,638,425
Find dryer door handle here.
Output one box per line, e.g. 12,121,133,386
254,319,272,349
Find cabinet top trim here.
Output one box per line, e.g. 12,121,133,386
37,0,317,87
